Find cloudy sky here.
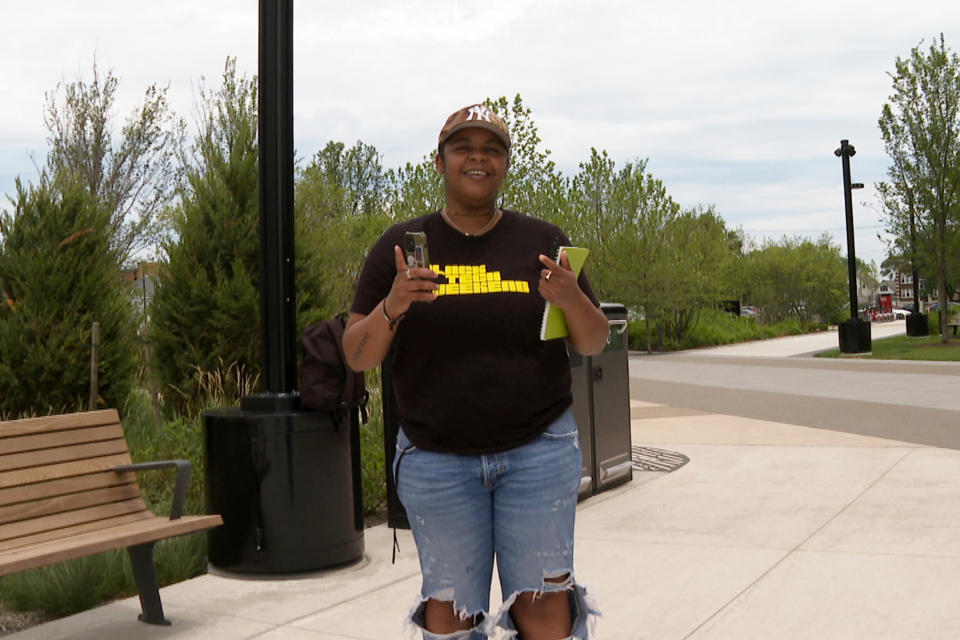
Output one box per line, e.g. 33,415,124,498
3,0,959,266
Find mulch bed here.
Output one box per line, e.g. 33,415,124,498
0,608,47,637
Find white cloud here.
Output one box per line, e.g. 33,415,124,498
1,0,958,273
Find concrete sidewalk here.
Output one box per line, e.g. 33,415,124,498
12,323,960,639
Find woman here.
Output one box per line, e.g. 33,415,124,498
344,104,608,640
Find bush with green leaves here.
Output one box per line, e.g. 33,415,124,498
0,175,137,416
628,307,818,352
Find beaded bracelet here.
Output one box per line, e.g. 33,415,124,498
382,300,405,331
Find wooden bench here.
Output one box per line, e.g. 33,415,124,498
0,409,223,626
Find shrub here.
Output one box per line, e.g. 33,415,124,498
628,307,826,352
0,176,137,417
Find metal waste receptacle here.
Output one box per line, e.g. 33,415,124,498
204,401,364,574
570,303,633,498
568,347,595,500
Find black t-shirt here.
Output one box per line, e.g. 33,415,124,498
351,210,600,454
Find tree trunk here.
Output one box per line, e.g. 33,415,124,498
938,218,949,343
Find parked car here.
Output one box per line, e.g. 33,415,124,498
893,308,911,319
928,301,960,313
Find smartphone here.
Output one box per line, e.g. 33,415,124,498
404,231,430,270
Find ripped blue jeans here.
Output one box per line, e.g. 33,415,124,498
395,409,598,639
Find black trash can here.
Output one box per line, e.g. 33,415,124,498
568,346,595,500
204,402,364,574
906,312,930,337
570,303,633,497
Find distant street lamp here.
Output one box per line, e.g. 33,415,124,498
906,204,929,335
835,139,871,353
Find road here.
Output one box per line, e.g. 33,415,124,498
628,321,960,449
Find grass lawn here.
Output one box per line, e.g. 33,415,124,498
817,333,960,361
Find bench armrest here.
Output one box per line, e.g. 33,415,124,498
113,460,192,520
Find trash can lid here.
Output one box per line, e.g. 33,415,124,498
599,302,627,315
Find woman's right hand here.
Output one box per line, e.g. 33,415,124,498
344,245,439,372
383,245,439,318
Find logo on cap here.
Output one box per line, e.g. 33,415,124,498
465,105,495,123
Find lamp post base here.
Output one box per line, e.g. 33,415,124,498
838,318,871,354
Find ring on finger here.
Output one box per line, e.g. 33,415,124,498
545,271,552,281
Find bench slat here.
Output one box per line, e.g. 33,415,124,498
0,499,150,544
1,424,125,456
0,454,134,490
0,514,223,576
0,410,120,437
0,483,144,526
0,512,153,554
0,439,131,474
0,471,137,508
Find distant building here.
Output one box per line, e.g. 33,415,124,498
122,263,159,320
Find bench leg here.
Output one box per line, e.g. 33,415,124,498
128,542,171,625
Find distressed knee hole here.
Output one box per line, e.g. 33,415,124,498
406,589,485,637
490,575,600,640
543,571,574,591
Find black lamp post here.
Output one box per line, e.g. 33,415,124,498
202,0,364,575
249,0,298,405
835,139,871,354
906,205,930,335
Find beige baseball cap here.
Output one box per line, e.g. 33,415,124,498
438,104,511,151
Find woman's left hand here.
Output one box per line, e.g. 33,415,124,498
538,250,610,355
538,250,581,310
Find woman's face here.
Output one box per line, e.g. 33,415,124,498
436,128,509,212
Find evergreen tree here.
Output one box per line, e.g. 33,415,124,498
0,175,136,416
149,59,323,410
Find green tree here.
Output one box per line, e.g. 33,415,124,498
485,95,570,225
0,175,137,416
149,59,323,409
878,34,960,340
568,150,679,348
297,141,391,318
42,59,184,264
742,235,847,325
386,155,445,221
660,207,739,341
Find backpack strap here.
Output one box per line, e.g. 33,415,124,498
333,313,369,424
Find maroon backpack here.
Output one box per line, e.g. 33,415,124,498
299,315,368,423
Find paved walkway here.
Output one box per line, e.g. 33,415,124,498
12,321,960,639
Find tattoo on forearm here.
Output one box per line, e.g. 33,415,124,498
352,331,370,363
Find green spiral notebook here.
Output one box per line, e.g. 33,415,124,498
539,246,590,341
